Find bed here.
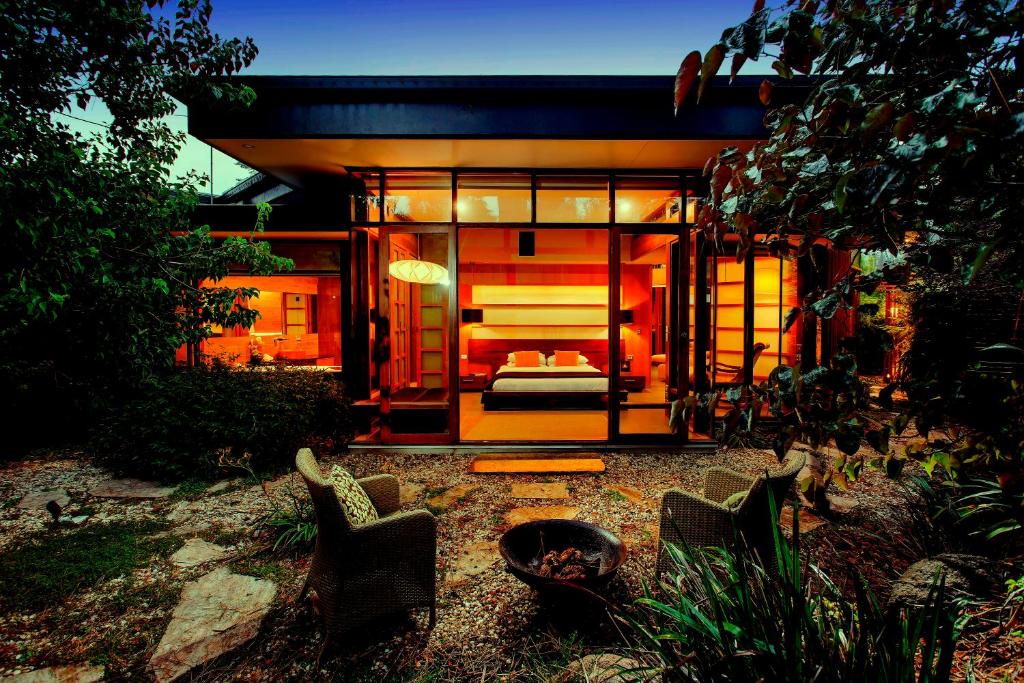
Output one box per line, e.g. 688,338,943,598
468,339,627,410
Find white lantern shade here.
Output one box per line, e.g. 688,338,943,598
388,259,450,286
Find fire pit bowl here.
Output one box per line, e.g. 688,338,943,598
499,519,627,591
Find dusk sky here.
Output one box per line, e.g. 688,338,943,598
71,0,768,192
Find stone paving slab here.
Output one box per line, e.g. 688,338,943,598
445,540,499,584
3,664,104,682
510,482,569,499
504,505,580,526
149,567,276,682
427,484,479,510
89,479,175,500
17,488,70,511
399,482,425,505
170,538,228,569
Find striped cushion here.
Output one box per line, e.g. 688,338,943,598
328,466,379,526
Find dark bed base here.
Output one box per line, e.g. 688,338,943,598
480,389,628,411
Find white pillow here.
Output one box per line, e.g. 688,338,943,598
546,353,590,366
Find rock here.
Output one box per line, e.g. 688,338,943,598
778,507,827,538
17,488,70,511
560,653,657,683
58,515,90,525
427,484,479,510
888,553,996,610
504,505,579,526
89,478,175,500
400,482,425,505
510,482,569,500
3,663,104,682
828,494,860,514
171,538,229,568
149,567,276,682
206,480,238,495
445,540,499,584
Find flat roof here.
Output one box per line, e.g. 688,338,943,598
186,75,815,187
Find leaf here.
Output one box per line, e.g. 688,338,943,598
674,51,702,115
861,102,894,134
893,112,916,141
698,45,727,103
965,240,998,284
730,53,747,83
758,79,773,106
810,293,842,319
783,306,801,333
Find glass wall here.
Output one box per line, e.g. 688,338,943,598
457,227,609,441
456,173,531,222
617,233,677,435
385,172,452,222
615,176,682,224
536,175,609,223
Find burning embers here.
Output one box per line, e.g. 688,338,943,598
537,547,593,581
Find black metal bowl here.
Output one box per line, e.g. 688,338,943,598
499,519,627,591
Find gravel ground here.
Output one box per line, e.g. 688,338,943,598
0,446,998,681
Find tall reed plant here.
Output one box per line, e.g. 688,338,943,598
622,495,963,682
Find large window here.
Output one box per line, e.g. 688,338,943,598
456,173,531,222
535,175,609,223
193,275,342,368
385,172,452,222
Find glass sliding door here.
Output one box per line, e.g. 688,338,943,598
377,225,455,443
612,228,689,442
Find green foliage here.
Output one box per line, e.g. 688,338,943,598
90,362,353,482
624,504,962,682
0,520,179,613
679,0,1023,508
0,0,289,412
261,477,318,553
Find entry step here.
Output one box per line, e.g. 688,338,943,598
468,452,605,474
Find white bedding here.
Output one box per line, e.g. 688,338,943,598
490,364,608,392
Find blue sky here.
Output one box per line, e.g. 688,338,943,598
72,0,767,192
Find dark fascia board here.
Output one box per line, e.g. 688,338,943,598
187,74,819,142
194,203,340,231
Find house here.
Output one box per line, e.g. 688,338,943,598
185,75,850,446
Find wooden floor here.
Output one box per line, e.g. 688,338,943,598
459,377,675,441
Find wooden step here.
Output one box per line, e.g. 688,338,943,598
468,453,605,474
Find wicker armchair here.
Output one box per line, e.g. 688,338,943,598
656,453,806,575
295,448,436,648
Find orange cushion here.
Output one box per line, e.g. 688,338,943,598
554,350,580,367
514,351,542,367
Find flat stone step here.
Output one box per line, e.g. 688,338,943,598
469,454,605,474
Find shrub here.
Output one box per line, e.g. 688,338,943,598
90,362,353,482
623,505,962,682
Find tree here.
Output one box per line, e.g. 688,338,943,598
0,0,290,394
675,0,1024,505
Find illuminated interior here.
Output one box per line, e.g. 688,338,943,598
185,275,342,368
458,228,610,441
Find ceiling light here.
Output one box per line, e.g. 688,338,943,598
242,143,256,149
389,259,450,286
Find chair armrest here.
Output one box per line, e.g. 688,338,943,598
704,467,755,503
658,489,736,551
358,475,401,515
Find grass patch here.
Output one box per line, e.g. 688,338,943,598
0,520,179,613
605,488,628,503
230,555,290,583
171,478,212,500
